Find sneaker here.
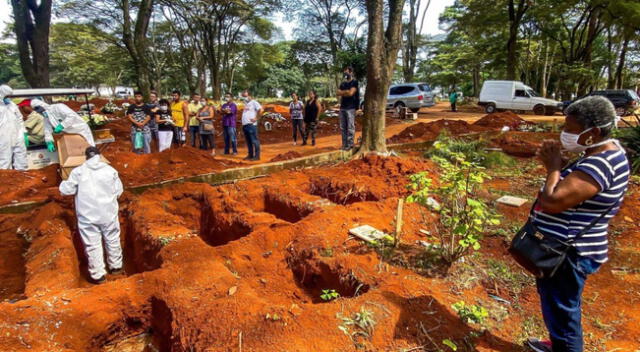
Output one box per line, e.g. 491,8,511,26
302,141,307,146
312,140,316,146
88,275,106,285
526,338,552,352
243,156,253,160
250,157,260,161
109,268,124,275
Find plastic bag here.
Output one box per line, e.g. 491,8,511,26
134,131,144,149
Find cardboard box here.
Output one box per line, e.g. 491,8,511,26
93,129,115,145
26,147,60,170
56,134,109,180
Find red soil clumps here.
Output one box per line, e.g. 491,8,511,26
491,131,559,157
269,151,303,162
0,165,59,206
473,111,530,129
388,119,487,143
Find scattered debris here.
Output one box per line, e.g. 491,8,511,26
496,195,528,207
349,225,391,243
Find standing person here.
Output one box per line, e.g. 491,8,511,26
18,100,45,146
59,147,124,284
197,103,215,155
303,90,322,146
336,66,359,151
170,90,189,147
241,90,263,161
221,93,238,155
31,98,95,149
146,91,160,149
525,96,630,352
155,99,174,152
188,93,203,148
126,91,152,154
449,89,458,112
290,93,304,145
0,85,28,170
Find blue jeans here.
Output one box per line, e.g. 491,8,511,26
536,252,601,352
339,109,355,149
242,124,260,159
189,125,200,148
223,126,238,154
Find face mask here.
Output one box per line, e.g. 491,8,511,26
242,97,249,102
225,97,231,102
560,122,612,153
2,98,10,105
160,106,168,112
343,73,352,80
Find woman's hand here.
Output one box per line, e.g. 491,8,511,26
537,139,563,172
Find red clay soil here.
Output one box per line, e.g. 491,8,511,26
0,165,60,206
269,151,303,162
388,119,488,143
0,155,638,351
473,111,531,129
490,131,559,157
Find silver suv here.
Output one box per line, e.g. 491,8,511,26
387,83,435,113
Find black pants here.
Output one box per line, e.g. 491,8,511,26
451,102,456,112
292,119,304,142
200,134,214,150
303,121,317,144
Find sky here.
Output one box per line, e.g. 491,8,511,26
0,0,454,42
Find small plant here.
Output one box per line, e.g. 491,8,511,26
320,289,340,301
338,307,376,343
158,236,173,246
407,138,501,265
451,301,488,325
319,247,334,257
442,339,458,351
265,313,281,321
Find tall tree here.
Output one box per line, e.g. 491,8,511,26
506,0,530,80
10,0,52,88
402,0,430,82
360,0,406,154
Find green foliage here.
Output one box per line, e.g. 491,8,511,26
0,43,27,87
320,289,340,301
338,307,376,342
408,137,501,264
615,119,640,173
442,339,458,351
451,301,488,325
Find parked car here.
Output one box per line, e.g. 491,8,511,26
387,83,435,113
561,89,640,116
478,80,562,115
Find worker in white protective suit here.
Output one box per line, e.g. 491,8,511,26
59,147,123,284
0,84,28,170
30,98,95,151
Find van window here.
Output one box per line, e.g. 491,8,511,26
515,89,527,97
526,89,540,97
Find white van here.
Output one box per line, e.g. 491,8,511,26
478,80,561,115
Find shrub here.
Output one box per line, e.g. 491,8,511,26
408,139,500,265
451,301,488,325
615,117,640,173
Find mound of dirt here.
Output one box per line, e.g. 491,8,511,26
490,131,559,157
473,111,530,129
270,151,303,162
388,119,486,144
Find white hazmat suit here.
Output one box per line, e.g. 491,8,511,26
31,99,95,146
59,155,124,280
0,85,28,170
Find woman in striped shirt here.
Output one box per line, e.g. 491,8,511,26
526,96,630,352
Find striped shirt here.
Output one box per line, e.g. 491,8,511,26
532,149,630,263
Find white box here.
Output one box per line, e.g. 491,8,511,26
26,147,60,170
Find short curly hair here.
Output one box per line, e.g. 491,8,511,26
565,96,616,137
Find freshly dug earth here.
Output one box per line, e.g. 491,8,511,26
388,119,488,143
474,111,531,129
0,155,638,351
269,151,303,162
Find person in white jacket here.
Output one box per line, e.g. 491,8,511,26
0,85,28,170
59,147,123,284
31,98,95,151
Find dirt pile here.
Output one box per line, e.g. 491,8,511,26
473,111,530,129
269,151,303,162
490,131,559,157
388,119,487,143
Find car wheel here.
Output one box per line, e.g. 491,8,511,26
394,102,406,114
485,104,496,114
410,107,420,113
533,104,545,115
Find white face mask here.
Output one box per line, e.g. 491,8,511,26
560,122,612,153
160,106,168,112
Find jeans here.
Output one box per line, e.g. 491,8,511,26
536,253,601,352
304,121,317,145
173,126,186,146
451,102,457,112
189,125,200,148
242,124,260,159
200,133,214,150
339,109,355,149
292,119,304,142
131,129,151,154
223,126,238,154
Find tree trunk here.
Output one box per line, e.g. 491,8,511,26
615,37,629,89
11,0,52,88
505,0,528,81
360,0,406,154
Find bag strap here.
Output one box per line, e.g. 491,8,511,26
571,201,617,243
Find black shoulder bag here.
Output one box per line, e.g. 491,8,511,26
509,201,614,279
